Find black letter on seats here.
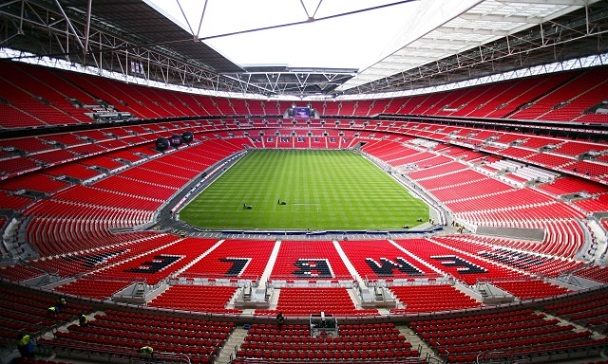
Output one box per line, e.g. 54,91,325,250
64,249,125,268
220,258,250,276
293,259,333,278
366,257,423,276
430,255,487,274
126,255,182,274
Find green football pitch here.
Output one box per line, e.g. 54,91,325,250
179,149,429,230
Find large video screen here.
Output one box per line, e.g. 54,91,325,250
293,107,311,118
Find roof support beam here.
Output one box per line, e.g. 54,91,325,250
0,0,263,95
458,13,543,24
82,0,92,64
437,26,510,37
495,0,589,5
52,0,85,51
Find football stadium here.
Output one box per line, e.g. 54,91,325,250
1,1,608,363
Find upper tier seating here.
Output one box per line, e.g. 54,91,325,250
544,288,608,328
0,63,90,128
0,284,91,341
2,62,608,132
411,307,607,364
42,309,234,364
3,62,608,364
237,322,420,362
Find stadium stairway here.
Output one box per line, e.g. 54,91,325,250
268,287,281,309
259,240,281,289
170,239,225,278
332,240,366,287
399,325,442,363
215,327,248,364
346,287,363,309
388,239,447,276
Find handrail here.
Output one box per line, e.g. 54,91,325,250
475,341,607,363
40,341,191,363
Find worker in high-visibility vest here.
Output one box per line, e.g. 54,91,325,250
139,345,154,359
78,313,88,327
47,306,59,317
17,333,35,357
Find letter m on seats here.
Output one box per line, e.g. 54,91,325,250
366,257,423,277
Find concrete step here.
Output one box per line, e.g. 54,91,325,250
214,327,249,364
398,325,443,363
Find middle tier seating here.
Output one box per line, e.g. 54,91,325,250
491,278,571,299
255,288,379,317
389,284,481,313
149,285,242,314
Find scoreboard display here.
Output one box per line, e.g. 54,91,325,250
292,107,311,118
285,106,318,119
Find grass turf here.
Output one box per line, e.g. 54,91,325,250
179,149,429,230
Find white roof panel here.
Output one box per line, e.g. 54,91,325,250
337,0,597,91
143,0,599,93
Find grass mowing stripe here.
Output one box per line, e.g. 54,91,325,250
179,149,429,230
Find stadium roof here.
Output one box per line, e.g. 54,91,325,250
0,0,607,98
145,0,602,91
144,0,468,72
